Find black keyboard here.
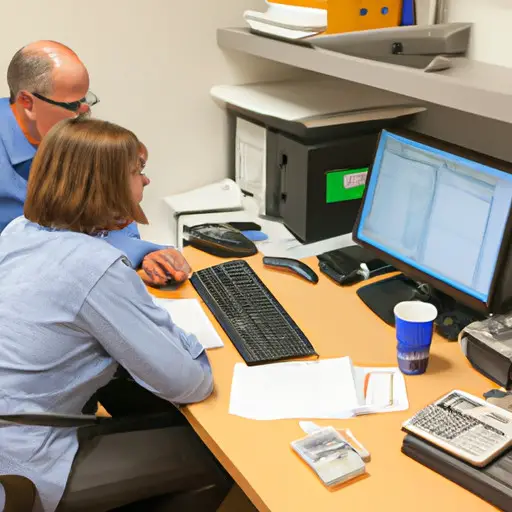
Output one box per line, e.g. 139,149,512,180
190,260,317,365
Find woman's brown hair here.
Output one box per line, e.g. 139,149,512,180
24,117,148,233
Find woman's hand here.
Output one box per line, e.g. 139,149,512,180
138,248,192,287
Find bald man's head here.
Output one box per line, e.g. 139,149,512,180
7,41,87,103
7,40,91,141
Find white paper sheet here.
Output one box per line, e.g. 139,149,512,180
229,357,408,420
258,230,354,259
244,3,327,32
229,357,360,420
365,372,394,407
152,298,224,350
245,19,322,40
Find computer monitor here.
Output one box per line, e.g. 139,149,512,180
353,129,512,323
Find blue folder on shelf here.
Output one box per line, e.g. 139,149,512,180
401,0,415,26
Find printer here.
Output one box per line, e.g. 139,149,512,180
212,78,426,243
459,315,512,390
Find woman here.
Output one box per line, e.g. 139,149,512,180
0,118,230,512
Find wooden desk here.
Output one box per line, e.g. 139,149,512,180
151,248,497,512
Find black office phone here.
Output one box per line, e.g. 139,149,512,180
317,245,394,286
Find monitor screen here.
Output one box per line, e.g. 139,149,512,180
356,130,512,304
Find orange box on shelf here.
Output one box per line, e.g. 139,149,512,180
326,0,403,34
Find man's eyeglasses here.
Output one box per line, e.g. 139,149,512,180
32,91,100,113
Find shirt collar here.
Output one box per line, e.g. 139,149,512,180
0,98,37,166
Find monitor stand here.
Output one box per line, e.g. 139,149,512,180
357,274,419,326
357,274,484,339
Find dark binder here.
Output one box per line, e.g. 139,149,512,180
402,434,512,512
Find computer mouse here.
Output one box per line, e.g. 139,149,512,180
157,278,183,291
263,256,319,284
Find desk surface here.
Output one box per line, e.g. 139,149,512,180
151,248,497,512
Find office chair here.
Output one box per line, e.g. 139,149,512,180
0,412,105,428
0,412,107,511
1,411,231,511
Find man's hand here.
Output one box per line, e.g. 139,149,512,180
137,248,192,287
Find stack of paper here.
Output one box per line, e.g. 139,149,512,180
153,298,224,350
229,356,408,420
244,3,327,41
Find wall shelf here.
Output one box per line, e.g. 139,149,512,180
218,27,512,125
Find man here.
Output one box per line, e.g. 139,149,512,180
0,40,190,286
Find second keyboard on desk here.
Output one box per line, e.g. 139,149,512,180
190,260,318,365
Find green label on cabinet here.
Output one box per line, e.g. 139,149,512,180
326,168,368,203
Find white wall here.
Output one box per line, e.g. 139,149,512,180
0,0,302,242
2,0,512,242
409,0,512,163
447,0,512,66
